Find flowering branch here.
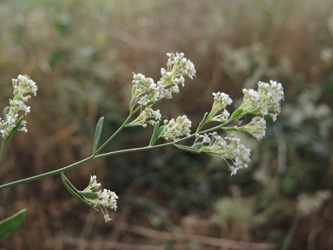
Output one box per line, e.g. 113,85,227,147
0,75,38,162
0,52,284,223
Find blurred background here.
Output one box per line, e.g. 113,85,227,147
0,0,332,249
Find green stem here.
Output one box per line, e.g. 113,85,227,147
0,142,4,162
94,121,228,159
93,114,132,156
0,115,229,191
0,156,94,190
0,141,6,161
93,105,141,156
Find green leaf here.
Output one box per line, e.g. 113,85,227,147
4,116,24,144
61,173,98,211
147,101,155,106
0,209,26,242
192,142,203,149
229,109,243,121
196,112,209,132
174,144,202,154
222,127,239,132
149,121,161,146
129,97,138,112
2,107,9,120
78,191,99,200
92,117,104,155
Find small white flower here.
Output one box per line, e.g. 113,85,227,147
131,53,196,108
239,80,284,121
208,92,233,123
198,133,251,175
238,116,266,140
82,175,118,223
161,115,192,141
127,107,162,127
89,175,101,190
0,75,37,141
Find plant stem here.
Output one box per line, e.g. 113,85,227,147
0,142,4,162
0,156,94,190
0,115,230,190
93,114,133,156
93,105,141,156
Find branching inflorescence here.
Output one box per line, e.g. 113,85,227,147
0,75,37,141
0,52,284,223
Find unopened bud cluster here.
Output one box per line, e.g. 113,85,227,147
0,75,37,140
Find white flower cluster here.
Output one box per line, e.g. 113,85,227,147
132,73,156,106
209,92,233,122
240,80,284,121
129,53,195,139
166,52,196,79
89,175,101,189
83,175,118,223
0,75,37,140
238,116,266,140
131,52,196,107
197,132,251,176
161,115,192,141
128,107,161,127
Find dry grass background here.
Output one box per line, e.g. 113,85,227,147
0,0,332,249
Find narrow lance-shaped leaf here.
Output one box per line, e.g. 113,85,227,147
78,191,99,200
129,97,138,112
61,173,98,211
2,107,9,121
174,144,202,154
92,117,104,155
196,112,209,133
0,209,26,242
149,121,162,146
4,116,24,144
222,127,239,132
192,142,203,149
229,108,243,122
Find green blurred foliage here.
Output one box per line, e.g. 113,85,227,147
0,0,332,249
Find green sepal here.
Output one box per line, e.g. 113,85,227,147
174,144,202,154
222,127,239,132
92,117,104,155
78,191,99,200
61,173,98,211
147,101,155,106
4,116,24,144
129,97,138,112
149,121,163,146
0,209,26,242
125,121,143,127
192,142,203,149
196,112,209,132
229,109,243,121
2,107,9,120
